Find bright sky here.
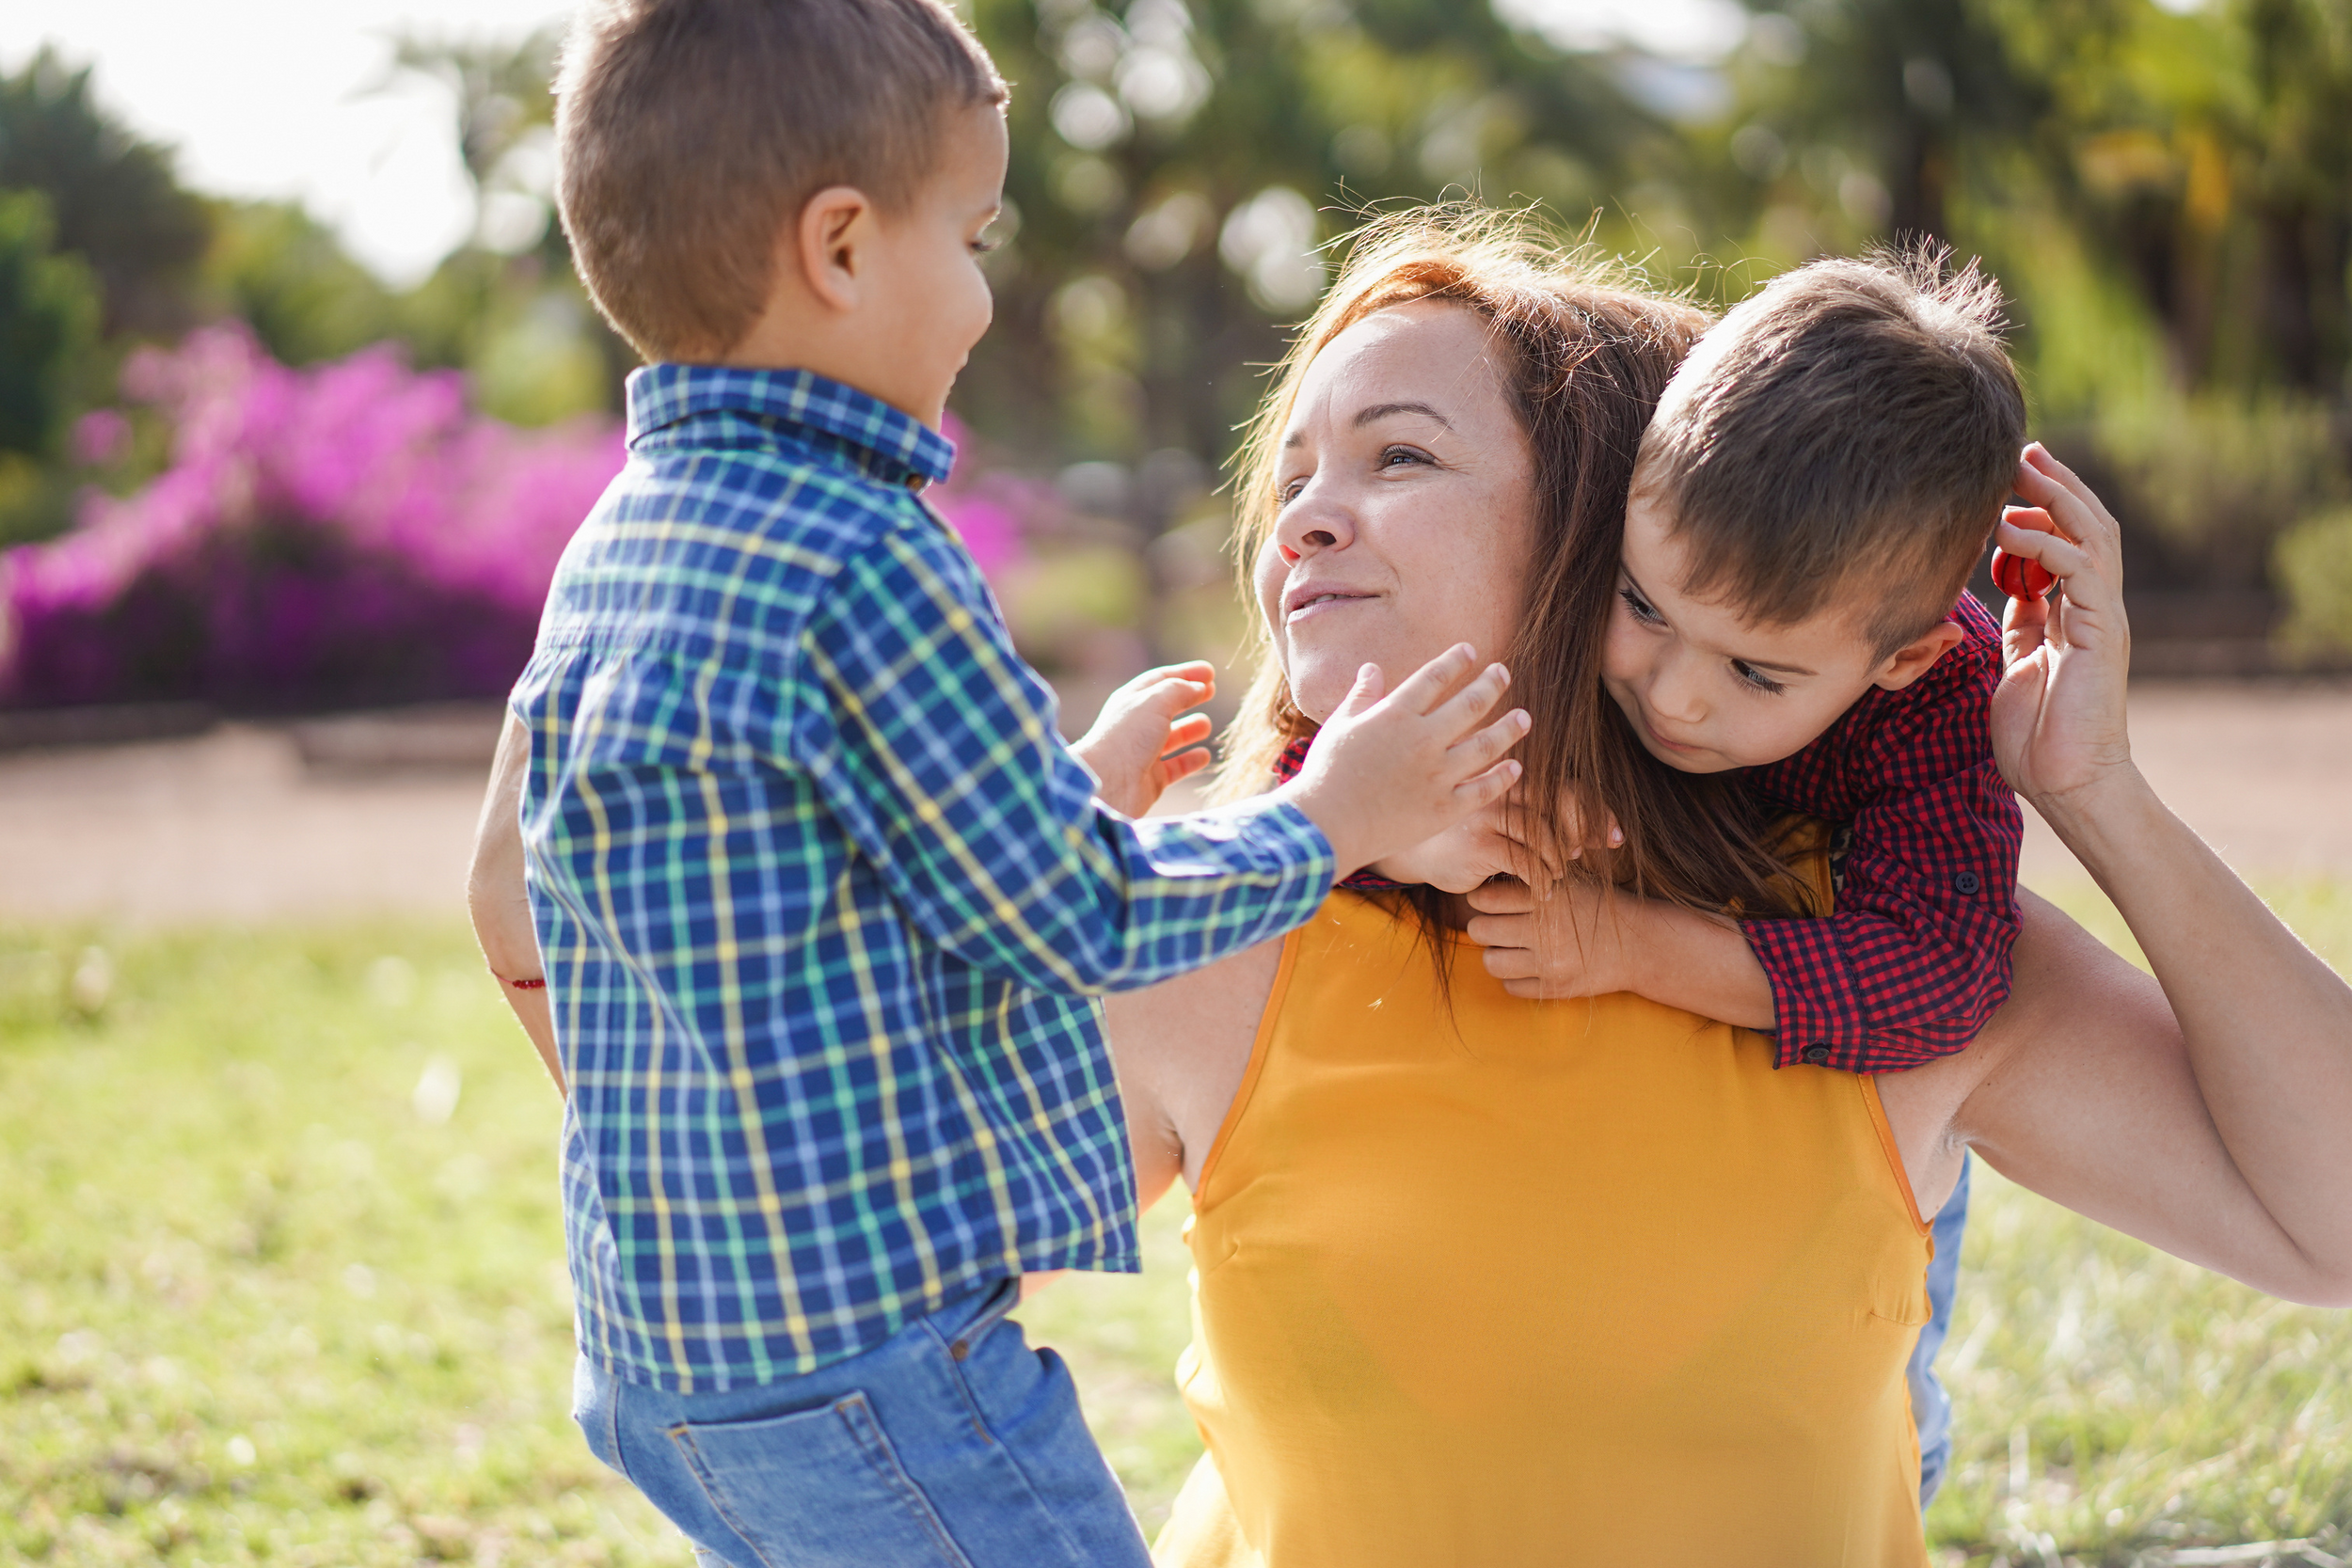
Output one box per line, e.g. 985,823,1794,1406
14,0,1740,286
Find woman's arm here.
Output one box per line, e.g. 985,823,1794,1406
1103,938,1287,1206
468,712,564,1094
1944,445,2352,1303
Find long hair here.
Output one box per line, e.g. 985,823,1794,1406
1216,206,1809,930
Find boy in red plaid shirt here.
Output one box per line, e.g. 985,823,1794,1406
1452,249,2030,1079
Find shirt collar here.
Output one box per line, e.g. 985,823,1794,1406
624,364,957,487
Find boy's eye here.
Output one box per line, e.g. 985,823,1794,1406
1730,659,1787,695
969,236,1001,256
1617,586,1664,626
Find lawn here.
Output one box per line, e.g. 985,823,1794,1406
2,882,2349,1566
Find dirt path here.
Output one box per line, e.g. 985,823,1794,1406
1,682,2345,927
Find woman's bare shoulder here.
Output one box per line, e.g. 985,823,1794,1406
1105,938,1289,1189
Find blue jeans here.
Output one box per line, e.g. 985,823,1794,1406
1907,1152,1971,1509
572,1276,1152,1568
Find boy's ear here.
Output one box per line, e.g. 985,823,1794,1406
792,185,876,314
1869,619,1968,692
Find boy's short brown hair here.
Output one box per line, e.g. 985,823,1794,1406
1634,248,2026,657
556,0,1006,362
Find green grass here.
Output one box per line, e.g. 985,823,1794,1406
2,883,2348,1565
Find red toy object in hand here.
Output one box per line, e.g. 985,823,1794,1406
1991,546,2055,600
1991,507,2058,600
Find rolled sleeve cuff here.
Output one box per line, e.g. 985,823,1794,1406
1742,914,1873,1071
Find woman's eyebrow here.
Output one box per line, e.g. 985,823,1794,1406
1352,401,1454,431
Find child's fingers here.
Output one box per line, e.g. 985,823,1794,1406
1157,745,1213,786
1333,662,1386,720
1447,707,1532,778
1467,879,1537,916
1138,677,1215,717
1453,757,1522,810
1426,661,1513,735
1159,712,1214,755
1473,940,1539,980
1384,643,1481,716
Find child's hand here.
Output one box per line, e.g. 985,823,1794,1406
1072,660,1217,818
1276,644,1529,879
1465,879,1776,1027
1372,790,1620,895
1462,879,1631,998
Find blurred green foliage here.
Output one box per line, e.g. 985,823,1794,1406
2275,506,2352,657
5,0,2352,646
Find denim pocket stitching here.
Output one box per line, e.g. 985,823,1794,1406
664,1392,978,1568
929,1329,1094,1565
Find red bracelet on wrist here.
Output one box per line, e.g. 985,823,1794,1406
510,976,547,990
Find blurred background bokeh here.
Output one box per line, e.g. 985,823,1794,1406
6,3,2352,1564
7,0,2352,729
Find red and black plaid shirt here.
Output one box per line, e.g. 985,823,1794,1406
1750,594,2023,1071
1737,592,2022,1070
1274,592,2022,1073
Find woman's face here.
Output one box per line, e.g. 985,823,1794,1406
1256,301,1537,723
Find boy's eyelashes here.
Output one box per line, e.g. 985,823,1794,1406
1618,584,1788,695
1617,585,1665,626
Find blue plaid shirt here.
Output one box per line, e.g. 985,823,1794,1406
516,367,1334,1392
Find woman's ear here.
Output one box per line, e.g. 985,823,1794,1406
1871,620,1968,692
792,184,875,314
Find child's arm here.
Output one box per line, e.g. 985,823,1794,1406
1465,879,1776,1028
467,711,564,1094
801,527,1527,995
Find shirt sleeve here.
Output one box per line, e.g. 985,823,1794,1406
1740,617,2025,1072
790,516,1335,996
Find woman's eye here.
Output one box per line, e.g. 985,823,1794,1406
1378,446,1430,469
1618,586,1664,626
969,236,1001,256
1278,478,1307,506
1731,660,1787,695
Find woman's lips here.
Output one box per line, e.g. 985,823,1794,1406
1285,591,1375,625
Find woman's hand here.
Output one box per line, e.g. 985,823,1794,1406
1070,661,1217,817
1989,444,2137,815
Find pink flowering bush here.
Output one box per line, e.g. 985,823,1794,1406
0,329,1045,712
1,325,626,711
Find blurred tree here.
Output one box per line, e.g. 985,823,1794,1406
0,189,102,546
957,0,1674,482
377,29,562,257
204,200,403,368
0,191,99,459
0,48,211,338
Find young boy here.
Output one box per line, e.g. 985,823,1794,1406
481,3,1528,1565
1462,250,2029,1079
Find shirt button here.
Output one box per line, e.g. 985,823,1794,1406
1954,872,1982,895
1802,1044,1831,1066
905,473,928,492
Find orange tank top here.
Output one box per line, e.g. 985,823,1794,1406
1158,890,1933,1568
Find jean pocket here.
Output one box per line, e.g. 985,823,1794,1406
666,1390,977,1568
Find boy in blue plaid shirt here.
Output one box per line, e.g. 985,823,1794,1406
466,3,1528,1563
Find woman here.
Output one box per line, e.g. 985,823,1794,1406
1104,214,2352,1567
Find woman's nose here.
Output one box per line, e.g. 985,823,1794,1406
1274,493,1354,561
